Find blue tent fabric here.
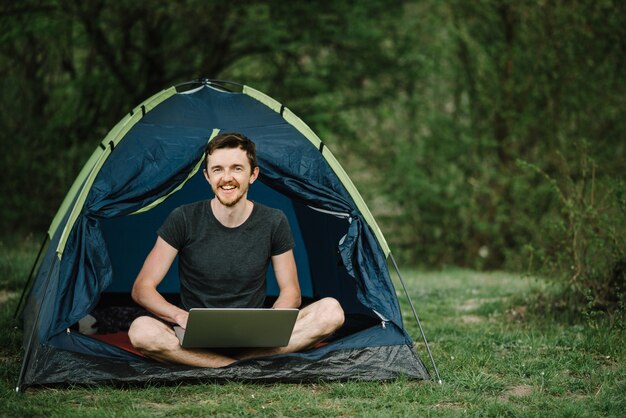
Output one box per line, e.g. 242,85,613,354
18,82,430,390
53,129,208,337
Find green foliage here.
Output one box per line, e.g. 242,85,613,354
319,1,626,314
0,0,404,235
0,0,624,313
519,147,626,314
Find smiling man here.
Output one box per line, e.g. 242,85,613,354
128,132,344,367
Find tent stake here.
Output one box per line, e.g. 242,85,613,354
390,253,442,384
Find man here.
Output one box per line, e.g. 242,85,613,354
128,132,345,368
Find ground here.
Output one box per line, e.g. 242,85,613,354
0,243,624,417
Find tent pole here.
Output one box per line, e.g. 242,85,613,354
389,253,442,384
15,255,57,393
14,234,49,320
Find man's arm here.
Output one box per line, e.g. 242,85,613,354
131,237,189,328
271,249,302,309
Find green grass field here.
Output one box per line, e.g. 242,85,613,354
1,238,624,417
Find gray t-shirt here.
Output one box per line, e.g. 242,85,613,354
157,201,295,310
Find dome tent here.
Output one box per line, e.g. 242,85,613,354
16,80,438,391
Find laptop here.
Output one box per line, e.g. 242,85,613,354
174,308,299,348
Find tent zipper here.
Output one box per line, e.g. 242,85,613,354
306,206,351,220
372,310,390,329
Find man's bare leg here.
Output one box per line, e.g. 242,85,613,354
128,297,344,367
235,297,345,360
128,316,236,368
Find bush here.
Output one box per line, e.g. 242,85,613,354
519,148,626,315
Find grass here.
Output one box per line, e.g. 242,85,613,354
1,239,624,417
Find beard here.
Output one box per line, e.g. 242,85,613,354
213,180,249,207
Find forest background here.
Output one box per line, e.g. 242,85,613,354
1,0,624,314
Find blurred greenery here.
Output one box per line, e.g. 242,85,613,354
1,1,624,312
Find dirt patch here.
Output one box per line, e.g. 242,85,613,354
507,305,527,322
143,402,177,411
596,354,620,371
458,297,502,312
458,299,481,312
501,384,533,400
461,315,483,324
434,401,466,410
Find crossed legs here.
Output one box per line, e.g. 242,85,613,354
127,297,345,368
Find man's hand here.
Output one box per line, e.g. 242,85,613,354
174,311,189,329
131,237,184,324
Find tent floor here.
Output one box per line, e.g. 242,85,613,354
81,293,381,343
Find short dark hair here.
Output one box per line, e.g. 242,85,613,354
204,132,258,172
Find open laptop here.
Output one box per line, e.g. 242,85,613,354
174,308,299,348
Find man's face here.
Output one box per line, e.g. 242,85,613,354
204,147,258,207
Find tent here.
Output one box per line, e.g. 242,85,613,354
15,80,438,391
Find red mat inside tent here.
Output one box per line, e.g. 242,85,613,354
90,332,146,357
